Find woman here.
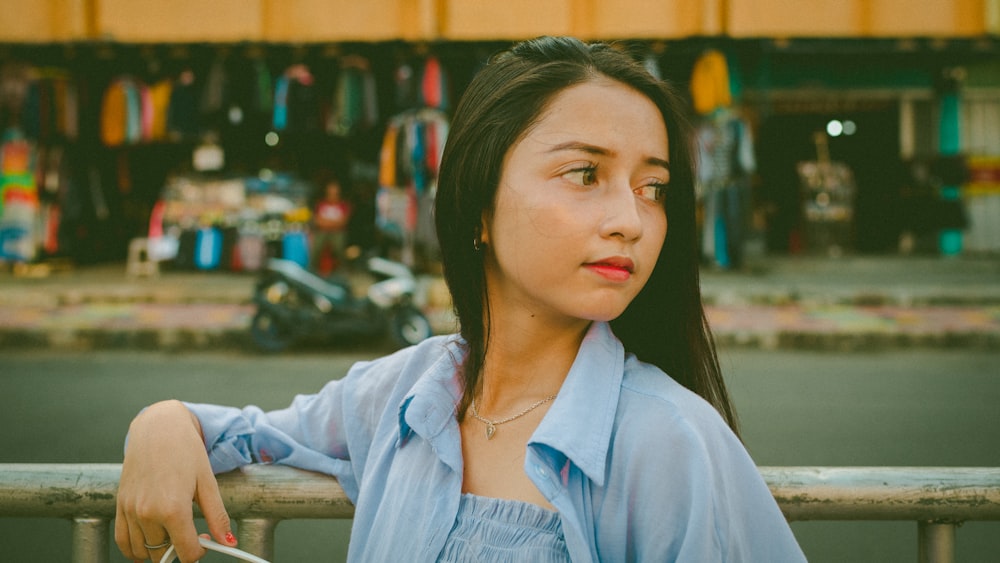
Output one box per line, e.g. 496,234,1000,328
116,37,805,562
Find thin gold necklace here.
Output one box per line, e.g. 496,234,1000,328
469,395,557,440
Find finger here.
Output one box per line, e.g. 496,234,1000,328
114,502,141,561
126,506,158,561
160,514,206,563
195,471,236,546
136,527,171,563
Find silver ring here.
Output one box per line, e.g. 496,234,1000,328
143,538,171,550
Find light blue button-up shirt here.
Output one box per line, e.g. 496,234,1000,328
188,321,805,562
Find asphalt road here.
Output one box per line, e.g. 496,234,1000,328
2,348,998,562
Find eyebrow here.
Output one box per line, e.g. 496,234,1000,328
546,141,671,172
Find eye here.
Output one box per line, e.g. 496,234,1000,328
635,183,668,203
563,165,598,186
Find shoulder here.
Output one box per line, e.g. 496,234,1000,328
599,357,794,559
607,354,753,497
616,354,732,445
343,334,461,400
594,352,806,561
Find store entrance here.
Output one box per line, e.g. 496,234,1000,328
756,100,904,255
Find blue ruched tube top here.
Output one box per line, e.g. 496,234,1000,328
437,494,570,562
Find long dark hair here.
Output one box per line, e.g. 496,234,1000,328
434,36,739,434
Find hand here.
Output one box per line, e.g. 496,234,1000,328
115,400,237,562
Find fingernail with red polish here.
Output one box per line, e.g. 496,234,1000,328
225,531,237,545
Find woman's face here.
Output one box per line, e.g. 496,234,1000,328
482,77,669,327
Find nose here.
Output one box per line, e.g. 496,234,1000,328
600,181,643,241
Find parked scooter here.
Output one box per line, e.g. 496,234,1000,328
250,255,433,352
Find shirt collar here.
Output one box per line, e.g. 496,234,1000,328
396,323,625,485
529,321,623,487
397,337,465,471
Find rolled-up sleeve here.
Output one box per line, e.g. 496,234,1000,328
184,365,369,502
186,402,257,473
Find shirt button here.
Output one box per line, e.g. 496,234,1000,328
535,465,547,478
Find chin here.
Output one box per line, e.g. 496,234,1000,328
577,293,634,322
578,305,630,323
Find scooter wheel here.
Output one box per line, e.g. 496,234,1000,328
389,305,434,348
250,310,294,353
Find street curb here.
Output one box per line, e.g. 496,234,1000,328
3,257,998,352
712,330,1000,352
0,327,254,352
3,325,998,352
701,291,1000,308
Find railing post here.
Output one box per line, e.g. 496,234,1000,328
237,518,277,561
71,517,109,563
917,521,956,563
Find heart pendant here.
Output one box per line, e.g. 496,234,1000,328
485,422,496,440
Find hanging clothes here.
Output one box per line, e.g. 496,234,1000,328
100,77,156,146
0,62,31,132
100,78,128,146
418,56,449,111
690,50,732,116
200,58,228,119
697,108,756,269
124,79,143,143
167,69,199,140
34,145,65,256
253,59,273,114
148,79,173,141
272,64,319,133
394,61,418,112
379,108,449,197
326,55,378,137
378,124,399,188
37,70,80,141
0,128,39,261
55,74,79,141
272,75,290,131
376,108,449,265
220,55,268,133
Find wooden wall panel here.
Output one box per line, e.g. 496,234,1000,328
587,0,709,38
262,0,433,42
0,0,989,43
729,0,987,37
95,0,263,42
442,0,574,40
728,0,863,37
867,0,987,36
0,0,88,42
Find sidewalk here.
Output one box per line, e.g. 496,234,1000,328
1,256,998,351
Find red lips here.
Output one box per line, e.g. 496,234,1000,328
587,257,634,272
584,257,635,282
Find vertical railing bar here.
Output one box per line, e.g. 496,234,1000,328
917,521,956,563
237,518,277,561
71,517,109,563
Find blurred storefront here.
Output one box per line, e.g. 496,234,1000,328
0,0,997,269
736,39,1000,256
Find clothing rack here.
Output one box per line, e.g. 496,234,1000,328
0,39,710,266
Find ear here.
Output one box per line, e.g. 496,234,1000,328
478,213,491,246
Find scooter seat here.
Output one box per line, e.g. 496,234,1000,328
266,258,350,302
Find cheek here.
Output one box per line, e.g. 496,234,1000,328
495,185,595,243
643,209,668,256
526,203,594,240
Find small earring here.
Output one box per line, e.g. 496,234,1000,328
473,237,482,252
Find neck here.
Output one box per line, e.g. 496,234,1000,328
477,310,590,416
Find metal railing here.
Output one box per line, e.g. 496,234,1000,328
1,464,999,563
